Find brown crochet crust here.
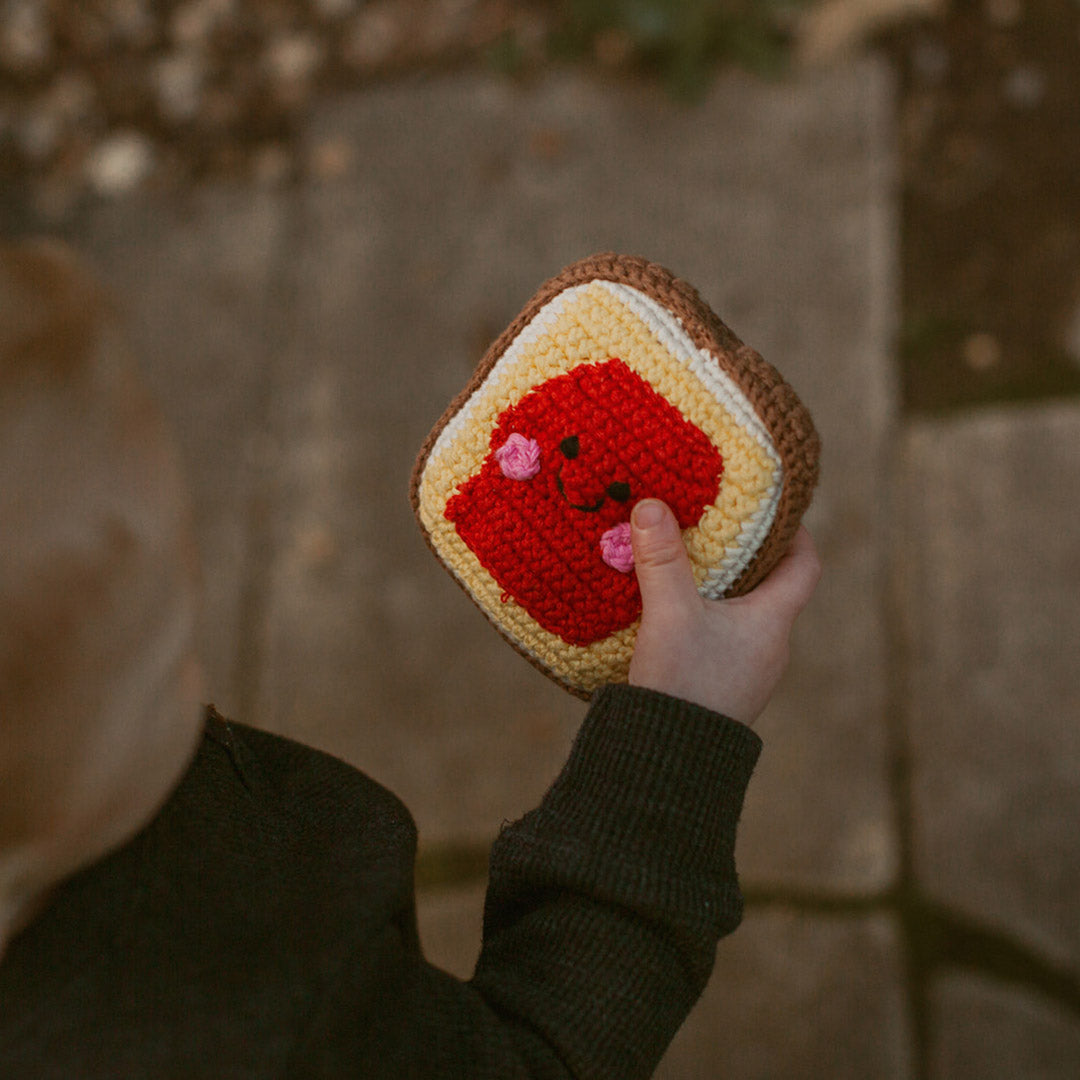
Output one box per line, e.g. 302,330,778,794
410,253,821,698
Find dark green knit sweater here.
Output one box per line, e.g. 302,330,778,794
0,684,760,1078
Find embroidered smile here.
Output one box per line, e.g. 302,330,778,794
555,436,631,513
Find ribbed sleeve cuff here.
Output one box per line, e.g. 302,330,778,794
490,683,763,941
576,683,763,827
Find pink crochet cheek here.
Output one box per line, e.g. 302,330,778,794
599,522,634,573
495,433,541,480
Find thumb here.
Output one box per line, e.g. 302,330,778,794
631,500,701,618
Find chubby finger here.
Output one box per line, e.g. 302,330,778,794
743,526,822,616
630,499,701,617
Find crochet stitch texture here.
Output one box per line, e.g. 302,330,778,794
411,254,820,698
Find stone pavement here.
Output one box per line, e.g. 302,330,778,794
22,53,1080,1077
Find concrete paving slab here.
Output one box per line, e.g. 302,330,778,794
656,910,912,1079
71,190,290,719
249,217,584,842
416,881,486,983
928,974,1080,1079
899,403,1080,970
253,57,900,884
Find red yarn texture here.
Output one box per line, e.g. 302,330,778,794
445,359,722,645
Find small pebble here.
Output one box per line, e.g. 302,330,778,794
16,102,61,163
252,142,293,187
512,11,548,62
985,0,1022,28
31,169,83,223
529,127,567,162
47,72,96,121
154,51,205,123
201,85,241,129
312,0,356,18
85,131,155,196
594,27,634,68
0,0,52,73
309,137,353,180
170,0,234,47
1003,65,1046,109
343,5,402,69
18,75,93,165
962,332,1002,372
911,39,949,85
265,32,325,85
108,0,155,47
419,0,477,55
296,523,338,569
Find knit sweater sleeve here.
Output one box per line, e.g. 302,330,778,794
291,683,761,1080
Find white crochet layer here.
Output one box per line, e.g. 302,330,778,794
598,281,782,598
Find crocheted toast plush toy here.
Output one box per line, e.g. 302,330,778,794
411,253,820,699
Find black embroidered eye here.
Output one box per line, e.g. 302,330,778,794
559,435,580,459
607,481,631,503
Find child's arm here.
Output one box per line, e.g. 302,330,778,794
292,506,819,1079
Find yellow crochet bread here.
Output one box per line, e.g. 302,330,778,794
411,254,820,699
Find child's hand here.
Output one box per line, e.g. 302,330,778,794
627,500,821,725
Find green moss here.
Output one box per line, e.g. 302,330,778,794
484,29,528,76
552,0,805,95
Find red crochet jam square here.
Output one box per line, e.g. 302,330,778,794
445,359,723,645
